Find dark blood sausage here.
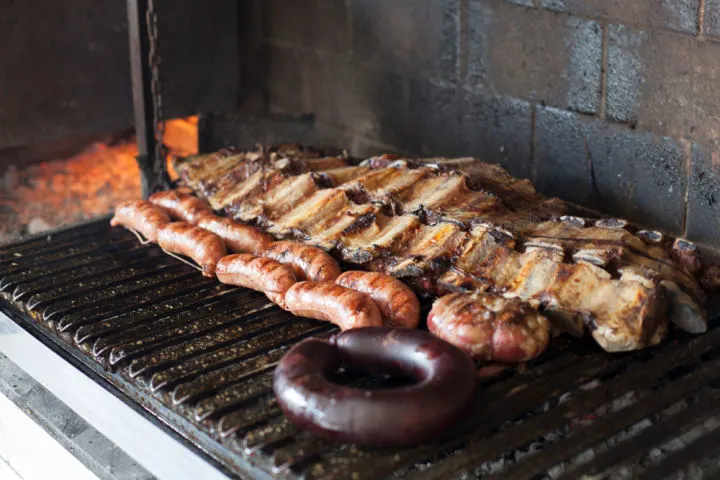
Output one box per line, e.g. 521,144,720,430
216,254,296,307
273,327,476,446
336,271,421,329
149,190,213,225
110,200,170,242
197,216,274,255
261,241,341,282
157,222,226,277
283,281,382,330
428,292,550,363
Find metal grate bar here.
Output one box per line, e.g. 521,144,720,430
75,285,234,345
271,433,331,475
107,297,272,365
146,322,331,392
494,363,720,480
194,373,275,421
57,275,220,333
91,289,251,357
0,231,132,272
219,397,282,439
0,219,113,257
294,355,628,479
563,388,720,479
637,423,720,480
2,219,720,480
40,266,194,324
127,310,293,378
10,247,165,302
413,330,720,479
240,416,296,453
1,242,152,294
171,349,286,406
24,262,180,311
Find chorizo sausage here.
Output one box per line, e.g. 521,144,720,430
216,254,297,307
110,200,170,243
283,281,382,330
261,241,341,282
149,190,213,225
197,216,274,255
428,292,550,363
157,222,226,277
336,271,420,328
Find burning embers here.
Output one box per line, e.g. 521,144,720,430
0,117,198,244
0,139,141,243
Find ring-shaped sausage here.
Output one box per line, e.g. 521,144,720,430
273,327,476,447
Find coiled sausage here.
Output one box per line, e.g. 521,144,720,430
273,328,476,446
336,271,420,328
283,281,382,330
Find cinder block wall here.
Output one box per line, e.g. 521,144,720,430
241,0,720,246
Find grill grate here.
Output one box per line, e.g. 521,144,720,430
2,218,720,479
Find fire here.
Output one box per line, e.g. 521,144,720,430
0,116,198,243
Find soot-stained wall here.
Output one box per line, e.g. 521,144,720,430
237,0,720,246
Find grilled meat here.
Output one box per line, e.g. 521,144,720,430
149,190,213,225
283,281,383,330
428,292,550,362
336,271,421,329
216,254,297,307
157,222,226,277
110,200,171,242
175,146,709,352
261,241,341,282
197,216,274,254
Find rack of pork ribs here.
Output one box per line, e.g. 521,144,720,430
118,144,714,359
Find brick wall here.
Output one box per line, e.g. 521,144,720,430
238,0,720,246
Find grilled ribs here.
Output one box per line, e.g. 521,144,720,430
174,146,708,353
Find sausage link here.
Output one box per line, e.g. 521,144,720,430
336,271,420,329
284,281,383,330
197,216,274,255
261,241,341,282
428,293,550,363
149,190,213,225
216,254,297,307
110,200,170,242
157,222,226,277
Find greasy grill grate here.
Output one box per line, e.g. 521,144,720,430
2,219,720,479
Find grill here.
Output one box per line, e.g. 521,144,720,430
2,218,720,479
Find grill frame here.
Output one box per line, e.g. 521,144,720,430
2,218,720,480
0,275,271,480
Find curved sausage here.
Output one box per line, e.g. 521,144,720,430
261,241,341,282
216,254,297,307
110,200,170,243
283,281,382,330
428,293,550,363
273,327,476,446
336,271,420,329
149,190,213,225
197,216,274,255
157,222,226,277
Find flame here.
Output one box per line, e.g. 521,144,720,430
0,116,198,242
